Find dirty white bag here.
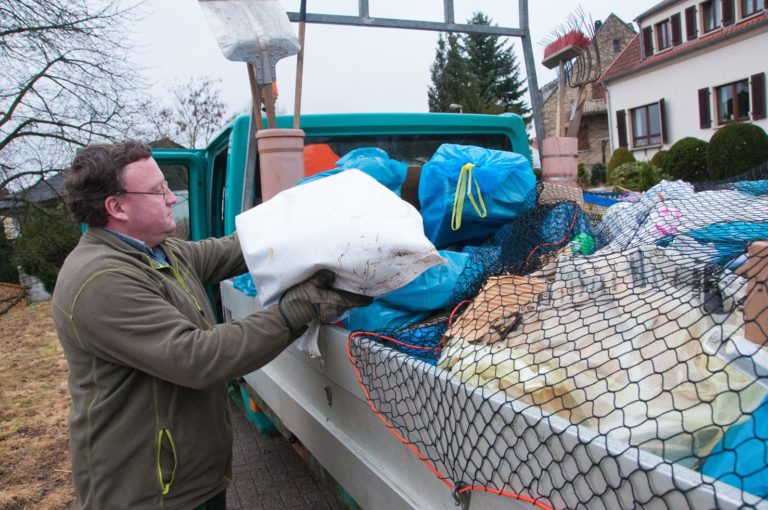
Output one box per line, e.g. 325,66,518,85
236,169,445,308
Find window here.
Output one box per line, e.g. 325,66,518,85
160,164,190,240
612,39,621,54
702,0,721,32
656,20,672,50
631,103,662,147
742,0,763,16
716,79,750,123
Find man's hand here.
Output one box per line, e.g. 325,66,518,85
278,270,372,332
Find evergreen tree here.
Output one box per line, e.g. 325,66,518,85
427,12,530,123
427,34,482,113
463,12,531,122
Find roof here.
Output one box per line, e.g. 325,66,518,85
600,12,768,83
634,0,683,22
0,173,66,211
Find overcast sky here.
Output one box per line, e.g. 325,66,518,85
131,0,657,117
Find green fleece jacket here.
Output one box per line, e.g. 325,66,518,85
52,228,302,509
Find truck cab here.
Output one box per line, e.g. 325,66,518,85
151,112,531,243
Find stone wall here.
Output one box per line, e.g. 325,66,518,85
541,14,636,169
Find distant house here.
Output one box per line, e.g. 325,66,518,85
0,172,67,239
540,14,637,168
600,0,768,160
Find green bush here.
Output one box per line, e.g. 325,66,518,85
13,202,80,293
607,147,635,184
0,229,19,284
707,122,768,180
665,137,709,181
578,162,589,188
590,163,606,186
650,150,668,172
533,167,542,182
611,161,662,192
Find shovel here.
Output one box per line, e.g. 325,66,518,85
198,0,300,129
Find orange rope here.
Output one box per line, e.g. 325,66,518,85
346,331,554,510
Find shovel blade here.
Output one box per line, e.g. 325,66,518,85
198,0,300,64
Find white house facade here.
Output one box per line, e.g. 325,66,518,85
600,0,768,160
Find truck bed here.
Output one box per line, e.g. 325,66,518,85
221,279,758,510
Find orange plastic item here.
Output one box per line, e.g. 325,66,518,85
303,143,340,177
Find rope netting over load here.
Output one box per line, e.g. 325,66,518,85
346,163,768,510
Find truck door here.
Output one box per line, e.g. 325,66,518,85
151,149,208,241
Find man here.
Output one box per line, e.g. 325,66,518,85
52,141,370,510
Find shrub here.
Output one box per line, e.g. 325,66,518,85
0,229,19,284
533,167,542,182
665,137,709,181
13,202,80,293
651,150,668,172
611,161,662,192
578,162,589,188
607,147,635,184
707,122,768,180
590,163,606,186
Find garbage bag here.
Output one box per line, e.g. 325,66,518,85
236,170,444,306
419,144,535,248
343,300,431,333
298,147,408,196
702,394,768,497
377,249,470,312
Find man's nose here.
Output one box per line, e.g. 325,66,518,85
167,189,177,205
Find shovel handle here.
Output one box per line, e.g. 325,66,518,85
293,0,307,129
246,64,264,131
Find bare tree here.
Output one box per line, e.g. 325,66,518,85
145,76,234,149
0,0,146,191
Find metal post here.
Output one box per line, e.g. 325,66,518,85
519,0,545,146
443,0,454,24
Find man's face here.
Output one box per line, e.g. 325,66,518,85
116,157,177,248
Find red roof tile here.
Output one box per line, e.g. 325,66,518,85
600,12,768,83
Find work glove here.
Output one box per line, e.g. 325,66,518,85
278,270,372,332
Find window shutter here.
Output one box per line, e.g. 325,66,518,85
671,14,682,45
752,72,766,120
616,110,628,148
698,88,712,128
722,0,735,26
642,26,654,57
659,99,669,144
685,6,698,40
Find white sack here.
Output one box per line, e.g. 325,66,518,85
236,169,445,307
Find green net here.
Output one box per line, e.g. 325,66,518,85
347,165,768,509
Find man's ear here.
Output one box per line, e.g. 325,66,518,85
104,196,129,222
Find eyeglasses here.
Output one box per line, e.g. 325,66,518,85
116,180,171,200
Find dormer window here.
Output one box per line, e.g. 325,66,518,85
656,19,673,50
702,0,721,32
742,0,763,16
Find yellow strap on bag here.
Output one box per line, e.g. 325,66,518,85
451,163,487,231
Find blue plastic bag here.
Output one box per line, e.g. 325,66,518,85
377,250,470,312
702,394,768,497
232,273,257,297
343,300,431,333
419,144,535,248
298,147,408,195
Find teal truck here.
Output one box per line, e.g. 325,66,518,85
150,111,752,510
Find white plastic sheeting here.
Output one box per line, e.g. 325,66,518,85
236,169,445,307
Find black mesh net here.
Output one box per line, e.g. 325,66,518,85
346,167,768,509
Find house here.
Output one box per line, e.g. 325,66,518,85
0,172,67,239
540,14,637,168
600,0,768,160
